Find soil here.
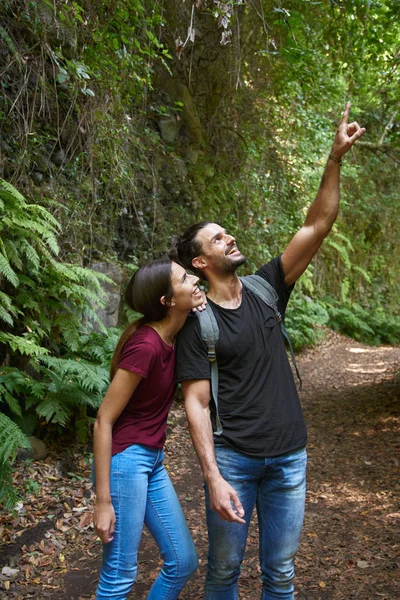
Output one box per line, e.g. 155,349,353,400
1,331,399,599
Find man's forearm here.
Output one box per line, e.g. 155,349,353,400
304,155,341,235
185,399,221,484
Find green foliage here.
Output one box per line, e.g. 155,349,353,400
285,292,329,351
0,412,31,509
325,301,400,346
0,180,112,504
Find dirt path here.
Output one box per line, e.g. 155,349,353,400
1,333,399,599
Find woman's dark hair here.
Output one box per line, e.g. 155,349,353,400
168,221,210,280
110,258,173,380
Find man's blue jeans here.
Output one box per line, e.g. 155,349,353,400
95,444,198,600
204,443,307,600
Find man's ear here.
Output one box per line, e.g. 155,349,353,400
192,256,207,271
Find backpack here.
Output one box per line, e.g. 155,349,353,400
195,274,302,435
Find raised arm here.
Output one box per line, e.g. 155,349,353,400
282,102,366,286
93,369,142,543
182,379,245,524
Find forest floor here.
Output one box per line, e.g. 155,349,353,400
0,331,399,600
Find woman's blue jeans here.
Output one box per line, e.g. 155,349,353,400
204,443,307,600
95,444,198,600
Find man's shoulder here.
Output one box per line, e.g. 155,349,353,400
177,312,202,342
254,255,283,287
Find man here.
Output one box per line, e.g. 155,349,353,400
169,104,365,599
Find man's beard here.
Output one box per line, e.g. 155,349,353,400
215,252,247,275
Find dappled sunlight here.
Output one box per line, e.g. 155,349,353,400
306,483,395,513
343,347,398,379
346,347,394,354
345,364,389,374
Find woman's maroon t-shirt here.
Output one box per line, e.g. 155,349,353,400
111,326,176,456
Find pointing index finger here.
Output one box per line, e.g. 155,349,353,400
340,101,351,129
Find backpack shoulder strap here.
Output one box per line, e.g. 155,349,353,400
241,274,303,390
195,305,223,435
241,274,279,312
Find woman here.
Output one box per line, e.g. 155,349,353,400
93,258,203,600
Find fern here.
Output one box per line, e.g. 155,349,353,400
285,292,329,350
0,332,49,357
325,238,352,269
353,265,372,284
0,305,13,326
0,253,20,287
323,299,400,344
0,413,30,463
3,239,23,270
0,460,19,509
0,179,26,205
19,238,41,271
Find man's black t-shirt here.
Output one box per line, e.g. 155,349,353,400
176,256,307,458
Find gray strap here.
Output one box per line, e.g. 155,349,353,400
197,307,223,435
241,275,303,390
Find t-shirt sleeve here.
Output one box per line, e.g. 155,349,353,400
118,330,157,379
255,255,294,318
176,314,211,382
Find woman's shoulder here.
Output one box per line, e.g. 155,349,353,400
123,326,159,352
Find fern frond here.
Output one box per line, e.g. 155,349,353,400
19,238,40,270
0,385,22,417
0,179,25,208
0,460,19,509
3,240,23,270
325,239,351,269
27,204,61,231
332,231,354,251
0,413,30,463
352,265,372,283
0,305,13,326
0,253,20,287
0,333,49,357
35,396,71,426
14,291,40,313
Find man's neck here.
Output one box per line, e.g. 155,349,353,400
207,272,243,309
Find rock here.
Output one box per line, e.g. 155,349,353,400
50,148,65,167
31,171,43,184
91,263,123,329
1,566,19,579
185,148,199,164
17,436,48,461
174,158,187,180
159,116,182,143
33,154,49,173
0,140,12,154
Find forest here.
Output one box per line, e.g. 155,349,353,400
0,1,399,598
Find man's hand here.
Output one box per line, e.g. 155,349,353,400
330,101,366,158
94,500,116,544
207,475,246,524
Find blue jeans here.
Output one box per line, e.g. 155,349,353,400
205,443,307,600
95,444,198,600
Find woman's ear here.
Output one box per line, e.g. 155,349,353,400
160,296,175,307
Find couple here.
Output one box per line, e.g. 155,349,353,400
93,105,365,599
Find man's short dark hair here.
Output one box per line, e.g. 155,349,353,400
168,221,210,280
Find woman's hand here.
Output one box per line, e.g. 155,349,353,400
191,290,207,312
94,499,116,544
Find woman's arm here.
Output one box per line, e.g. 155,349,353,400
93,368,142,543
